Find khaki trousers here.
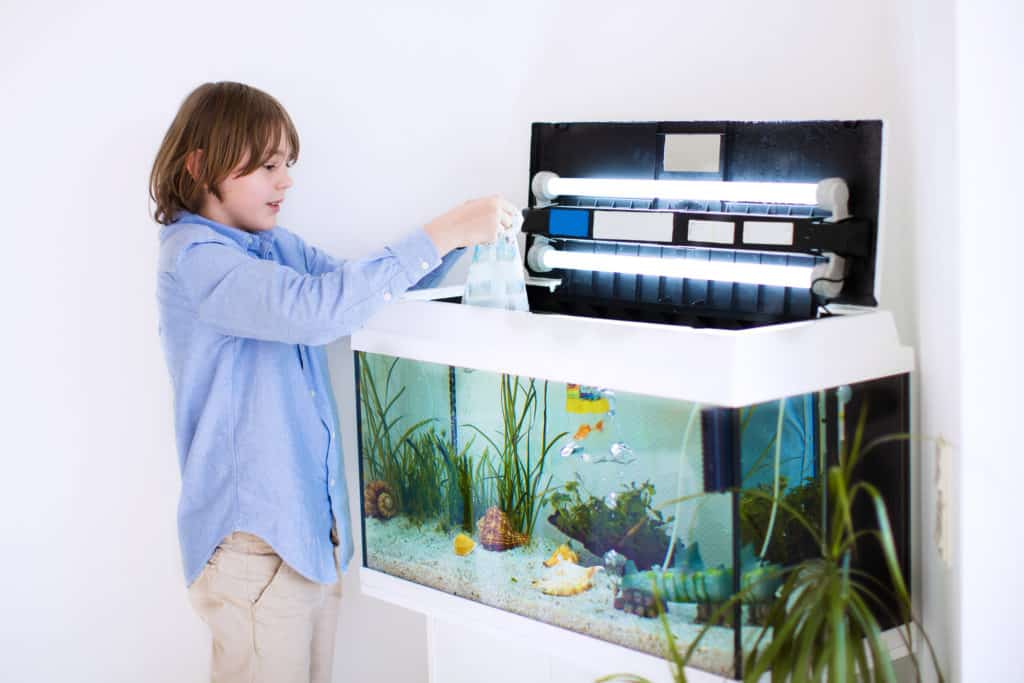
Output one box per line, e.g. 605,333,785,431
188,532,343,683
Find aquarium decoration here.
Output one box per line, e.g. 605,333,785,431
542,543,579,567
476,506,529,551
546,478,670,570
618,544,783,624
566,384,609,413
532,558,602,596
453,532,476,556
363,480,397,520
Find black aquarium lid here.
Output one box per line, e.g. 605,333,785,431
524,121,884,325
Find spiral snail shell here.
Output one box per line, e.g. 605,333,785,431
363,480,398,520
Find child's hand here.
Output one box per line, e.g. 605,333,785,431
425,195,521,255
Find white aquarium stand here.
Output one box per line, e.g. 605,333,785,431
351,298,916,682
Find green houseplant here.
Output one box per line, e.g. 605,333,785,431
599,408,944,683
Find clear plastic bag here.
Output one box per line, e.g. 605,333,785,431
461,230,529,312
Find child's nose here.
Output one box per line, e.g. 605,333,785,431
278,170,293,190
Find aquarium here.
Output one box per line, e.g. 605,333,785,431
354,332,910,679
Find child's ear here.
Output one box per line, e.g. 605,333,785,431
185,149,204,181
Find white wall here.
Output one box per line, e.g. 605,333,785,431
1,0,979,681
956,1,1023,681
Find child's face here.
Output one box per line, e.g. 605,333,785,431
200,145,293,233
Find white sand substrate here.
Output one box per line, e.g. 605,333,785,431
364,516,771,678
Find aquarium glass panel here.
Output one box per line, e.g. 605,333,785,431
356,352,910,679
734,378,911,676
357,351,753,677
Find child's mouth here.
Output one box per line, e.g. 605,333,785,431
268,201,282,212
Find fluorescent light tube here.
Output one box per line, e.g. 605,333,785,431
528,241,816,288
532,172,849,218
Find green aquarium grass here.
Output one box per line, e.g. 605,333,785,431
431,430,481,533
359,353,504,530
466,375,567,538
358,354,443,519
394,429,446,524
739,476,823,566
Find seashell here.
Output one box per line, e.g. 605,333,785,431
542,543,579,568
363,480,397,520
453,533,476,556
533,559,602,596
476,506,529,551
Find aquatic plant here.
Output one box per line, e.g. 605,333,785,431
467,375,567,538
739,475,822,566
431,431,479,533
393,428,446,524
598,408,944,683
357,354,435,489
547,478,670,570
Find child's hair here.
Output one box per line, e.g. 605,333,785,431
149,82,300,225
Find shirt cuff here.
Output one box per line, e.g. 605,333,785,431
389,228,443,280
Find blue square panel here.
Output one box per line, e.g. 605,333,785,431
548,209,590,238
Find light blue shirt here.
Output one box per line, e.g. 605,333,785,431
157,212,458,585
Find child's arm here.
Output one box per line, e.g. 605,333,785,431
173,229,439,346
295,234,465,290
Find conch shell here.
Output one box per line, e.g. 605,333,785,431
453,533,476,556
533,559,602,596
363,480,397,519
543,543,579,567
476,506,529,551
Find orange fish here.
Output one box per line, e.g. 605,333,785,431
573,424,591,441
594,420,604,432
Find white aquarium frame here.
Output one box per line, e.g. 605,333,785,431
351,299,916,681
351,299,914,408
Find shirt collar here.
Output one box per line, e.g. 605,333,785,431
173,212,278,250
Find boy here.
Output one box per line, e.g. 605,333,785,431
151,81,516,682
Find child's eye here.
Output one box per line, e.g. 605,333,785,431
263,164,277,171
285,160,296,168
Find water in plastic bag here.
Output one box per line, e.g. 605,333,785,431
461,230,529,312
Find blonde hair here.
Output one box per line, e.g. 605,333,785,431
149,82,300,225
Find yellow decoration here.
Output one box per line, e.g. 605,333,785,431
543,544,579,567
453,533,476,556
565,397,610,414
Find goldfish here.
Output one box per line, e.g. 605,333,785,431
573,424,591,441
594,420,604,432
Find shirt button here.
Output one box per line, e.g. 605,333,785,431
420,260,430,271
382,291,392,302
329,478,336,486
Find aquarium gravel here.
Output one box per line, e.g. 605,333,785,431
364,517,768,677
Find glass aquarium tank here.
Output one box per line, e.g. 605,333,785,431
355,340,909,679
